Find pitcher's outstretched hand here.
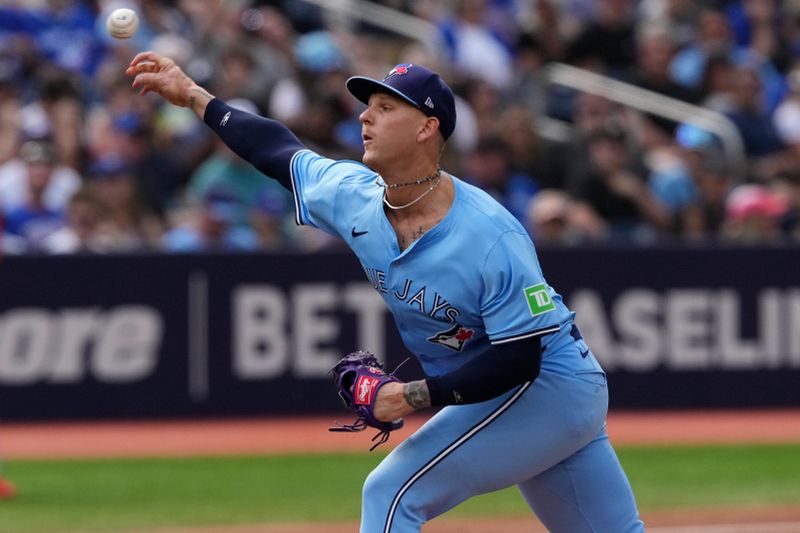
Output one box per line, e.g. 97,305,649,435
126,51,213,115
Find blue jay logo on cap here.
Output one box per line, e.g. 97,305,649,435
385,63,412,80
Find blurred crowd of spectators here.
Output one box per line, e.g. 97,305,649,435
2,0,800,255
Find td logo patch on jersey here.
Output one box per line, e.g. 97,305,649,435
427,324,474,351
524,283,556,316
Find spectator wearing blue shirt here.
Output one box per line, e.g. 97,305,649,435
463,136,539,224
438,0,515,89
0,1,105,77
2,139,64,250
163,185,259,252
88,153,164,251
670,7,786,114
725,63,784,157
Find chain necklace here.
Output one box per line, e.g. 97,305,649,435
383,168,441,189
381,175,443,210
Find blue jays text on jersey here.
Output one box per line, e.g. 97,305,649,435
289,149,571,377
364,268,462,323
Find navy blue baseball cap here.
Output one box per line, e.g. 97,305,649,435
346,63,457,140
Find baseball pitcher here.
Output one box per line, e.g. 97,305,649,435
127,53,645,533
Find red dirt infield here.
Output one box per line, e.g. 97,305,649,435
2,409,800,459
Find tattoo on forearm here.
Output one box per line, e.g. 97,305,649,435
403,379,432,409
188,87,213,111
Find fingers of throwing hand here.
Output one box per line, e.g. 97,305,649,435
129,51,162,67
127,52,165,81
125,61,158,78
131,72,158,94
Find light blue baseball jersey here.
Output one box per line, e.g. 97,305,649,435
290,149,573,377
202,97,643,532
290,148,644,533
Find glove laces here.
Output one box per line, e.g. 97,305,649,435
328,357,410,451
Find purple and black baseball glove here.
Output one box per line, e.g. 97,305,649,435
329,350,404,451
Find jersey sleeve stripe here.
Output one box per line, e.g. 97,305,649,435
490,325,560,345
289,149,308,226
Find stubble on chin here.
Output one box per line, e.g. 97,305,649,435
362,149,377,171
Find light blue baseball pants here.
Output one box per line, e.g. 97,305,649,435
360,336,645,533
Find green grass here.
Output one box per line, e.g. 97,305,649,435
0,444,799,532
620,444,800,508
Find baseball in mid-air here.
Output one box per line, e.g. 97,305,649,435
106,8,139,39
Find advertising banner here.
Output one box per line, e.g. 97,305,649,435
1,246,798,420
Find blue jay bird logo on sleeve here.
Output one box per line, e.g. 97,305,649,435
427,324,474,351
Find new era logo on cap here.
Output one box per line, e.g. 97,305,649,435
346,64,457,140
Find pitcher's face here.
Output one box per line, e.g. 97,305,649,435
358,92,428,171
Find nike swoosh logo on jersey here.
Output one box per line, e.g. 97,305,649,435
351,228,368,237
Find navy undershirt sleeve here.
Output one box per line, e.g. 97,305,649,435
425,335,541,406
203,98,306,191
